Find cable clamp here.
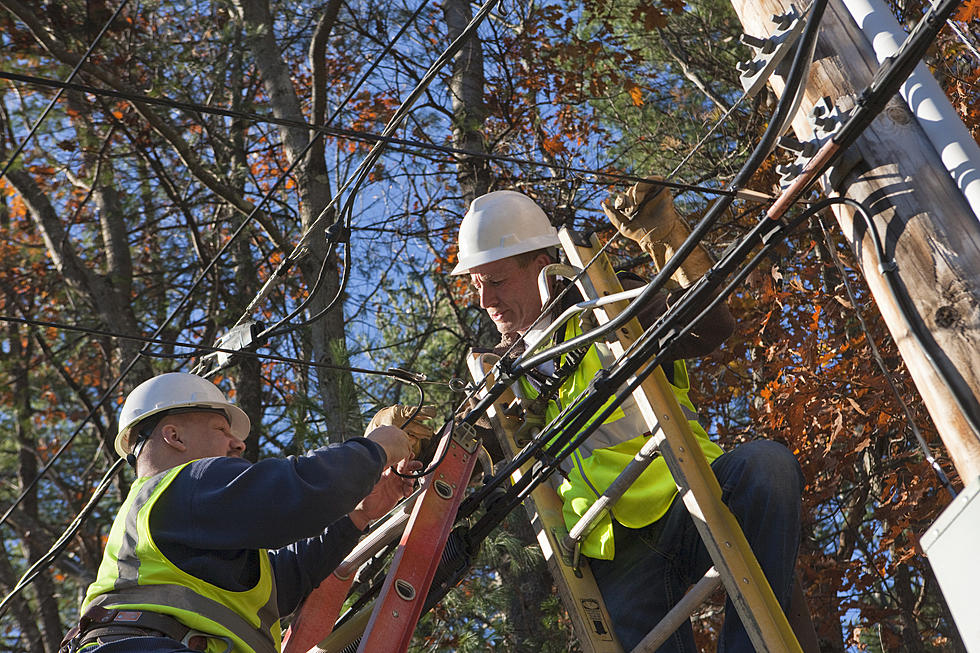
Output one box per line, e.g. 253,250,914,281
736,4,807,100
778,96,856,190
194,320,265,377
325,221,350,243
387,367,426,383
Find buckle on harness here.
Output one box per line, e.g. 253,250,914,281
183,630,233,653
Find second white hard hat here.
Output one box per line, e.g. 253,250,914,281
115,372,250,458
451,190,560,275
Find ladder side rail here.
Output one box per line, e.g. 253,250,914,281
281,492,419,653
467,353,623,653
281,574,356,653
355,423,481,653
558,228,802,653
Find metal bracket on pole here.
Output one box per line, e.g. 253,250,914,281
777,95,860,190
736,4,807,99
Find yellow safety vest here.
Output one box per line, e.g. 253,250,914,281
83,462,282,653
519,322,724,560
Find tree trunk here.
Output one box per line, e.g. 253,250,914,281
442,0,491,203
234,0,359,440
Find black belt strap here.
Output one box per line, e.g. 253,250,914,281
60,606,192,653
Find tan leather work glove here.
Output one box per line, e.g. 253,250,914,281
602,176,714,288
366,405,436,455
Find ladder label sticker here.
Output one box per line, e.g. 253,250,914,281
580,598,614,641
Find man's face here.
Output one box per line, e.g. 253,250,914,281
169,411,245,460
469,254,550,335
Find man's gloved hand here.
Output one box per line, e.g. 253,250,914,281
601,175,713,287
366,405,436,454
601,175,680,248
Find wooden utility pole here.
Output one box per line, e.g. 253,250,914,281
729,0,980,483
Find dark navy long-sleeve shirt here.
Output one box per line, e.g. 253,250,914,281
148,437,386,618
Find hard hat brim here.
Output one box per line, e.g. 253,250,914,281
450,233,560,275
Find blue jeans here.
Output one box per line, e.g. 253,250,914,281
590,440,804,652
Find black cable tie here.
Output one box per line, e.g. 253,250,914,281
761,220,786,245
325,221,350,243
387,367,426,383
878,261,898,274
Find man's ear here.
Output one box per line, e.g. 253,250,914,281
531,252,553,273
160,423,187,452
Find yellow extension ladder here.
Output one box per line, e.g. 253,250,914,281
281,228,811,653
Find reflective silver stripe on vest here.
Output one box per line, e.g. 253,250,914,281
107,468,279,653
87,586,277,653
115,472,170,586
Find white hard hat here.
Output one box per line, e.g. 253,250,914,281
451,190,560,275
115,372,250,458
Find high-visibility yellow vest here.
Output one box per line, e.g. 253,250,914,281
83,462,282,653
519,322,724,560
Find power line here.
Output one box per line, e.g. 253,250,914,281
0,0,130,182
0,0,497,602
0,310,429,615
0,313,438,381
0,69,772,205
0,0,427,532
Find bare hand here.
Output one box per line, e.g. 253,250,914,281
349,459,422,529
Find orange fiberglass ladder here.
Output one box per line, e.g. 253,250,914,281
282,227,808,653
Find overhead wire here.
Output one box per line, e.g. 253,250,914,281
0,311,428,613
411,0,830,444
451,1,972,596
497,0,829,379
0,70,779,207
201,0,435,349
4,0,969,621
0,0,492,607
405,0,833,542
815,212,956,497
0,0,129,182
1,0,434,538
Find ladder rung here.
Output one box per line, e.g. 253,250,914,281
634,568,722,652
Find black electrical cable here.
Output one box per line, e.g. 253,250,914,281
490,0,830,383
290,0,972,625
0,69,756,204
0,0,461,571
0,458,126,618
1,0,427,526
456,189,952,556
0,0,129,182
0,313,430,388
816,212,956,497
230,0,435,344
0,315,430,612
253,0,504,341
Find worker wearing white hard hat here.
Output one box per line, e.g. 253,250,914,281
453,183,804,652
114,371,251,462
65,372,433,653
